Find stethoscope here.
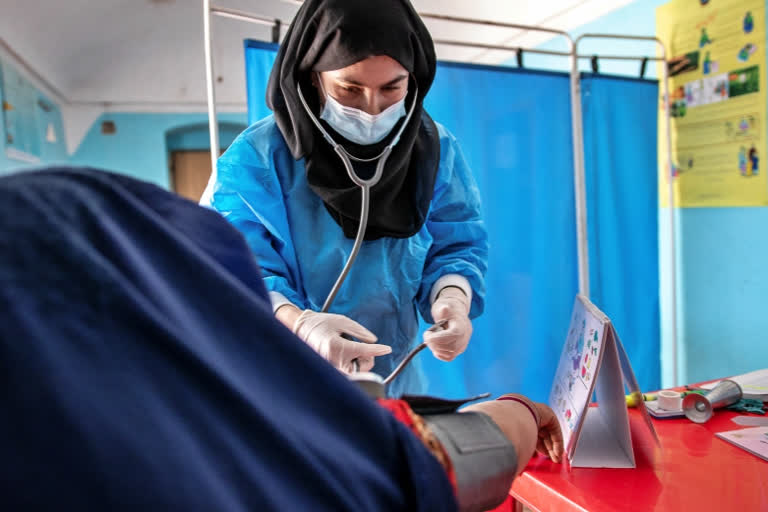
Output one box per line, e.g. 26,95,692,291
296,81,430,388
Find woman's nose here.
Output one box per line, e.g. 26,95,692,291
360,92,386,115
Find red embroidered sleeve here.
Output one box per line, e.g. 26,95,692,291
377,398,457,493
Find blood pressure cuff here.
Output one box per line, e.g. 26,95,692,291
423,412,517,512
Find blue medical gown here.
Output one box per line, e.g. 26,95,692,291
206,116,488,395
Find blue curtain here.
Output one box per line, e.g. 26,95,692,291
244,41,278,125
422,63,577,401
243,41,660,401
581,74,660,392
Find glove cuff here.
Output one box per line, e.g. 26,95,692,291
269,291,294,313
429,274,472,307
436,287,471,315
292,309,313,338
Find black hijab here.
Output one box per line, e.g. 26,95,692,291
266,0,440,240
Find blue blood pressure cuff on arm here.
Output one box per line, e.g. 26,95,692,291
423,412,518,512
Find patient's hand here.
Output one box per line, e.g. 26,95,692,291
462,394,564,475
532,403,563,463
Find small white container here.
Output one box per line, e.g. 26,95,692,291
658,390,683,411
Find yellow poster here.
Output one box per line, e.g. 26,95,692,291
657,0,766,207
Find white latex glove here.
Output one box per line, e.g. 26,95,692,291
293,310,392,373
423,287,472,361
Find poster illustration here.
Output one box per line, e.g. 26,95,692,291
657,0,767,207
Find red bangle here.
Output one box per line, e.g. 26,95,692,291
496,396,540,427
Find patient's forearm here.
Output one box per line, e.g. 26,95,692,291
461,400,538,476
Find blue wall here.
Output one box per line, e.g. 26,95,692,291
166,121,245,153
1,55,247,185
68,113,247,187
534,0,768,387
1,109,247,188
672,1,768,386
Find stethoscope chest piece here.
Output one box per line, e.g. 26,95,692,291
348,371,386,399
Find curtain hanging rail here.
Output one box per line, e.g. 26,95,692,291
206,2,671,348
278,0,567,37
575,32,678,387
277,1,571,38
210,6,277,26
421,0,592,277
578,33,664,43
211,1,675,302
269,1,601,299
225,3,662,65
211,5,668,64
417,12,569,36
433,40,563,56
433,39,662,62
586,54,663,62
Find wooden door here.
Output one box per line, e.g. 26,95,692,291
170,151,213,202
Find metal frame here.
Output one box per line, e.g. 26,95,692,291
202,0,218,171
203,2,282,173
408,15,597,299
574,33,677,385
201,5,584,280
201,3,676,381
415,14,587,301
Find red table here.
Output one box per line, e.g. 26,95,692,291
508,404,768,511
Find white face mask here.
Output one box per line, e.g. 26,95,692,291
318,81,407,145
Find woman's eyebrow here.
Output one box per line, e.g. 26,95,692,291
336,74,408,87
383,75,408,86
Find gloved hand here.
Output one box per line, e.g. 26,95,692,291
423,286,472,361
293,310,392,373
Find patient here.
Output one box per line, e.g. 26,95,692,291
0,167,561,511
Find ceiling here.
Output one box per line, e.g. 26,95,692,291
0,0,632,110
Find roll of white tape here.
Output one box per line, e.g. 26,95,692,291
658,390,683,411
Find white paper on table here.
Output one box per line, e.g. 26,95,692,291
700,368,768,400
